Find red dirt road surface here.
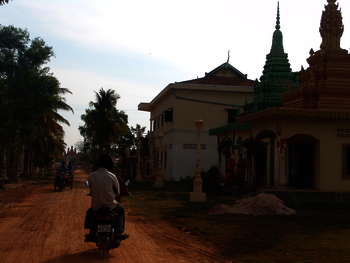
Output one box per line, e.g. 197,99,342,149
0,169,227,263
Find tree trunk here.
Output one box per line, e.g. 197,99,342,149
28,150,34,178
0,149,6,188
6,149,18,182
23,148,30,178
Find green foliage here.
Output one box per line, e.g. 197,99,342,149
0,0,11,6
202,166,222,194
0,25,72,178
79,88,131,156
131,124,146,143
131,123,146,152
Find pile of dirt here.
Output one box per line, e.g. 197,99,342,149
209,193,296,216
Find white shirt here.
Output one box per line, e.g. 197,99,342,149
88,168,120,211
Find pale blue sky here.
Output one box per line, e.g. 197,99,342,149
2,0,350,146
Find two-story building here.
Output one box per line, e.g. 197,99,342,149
138,62,254,181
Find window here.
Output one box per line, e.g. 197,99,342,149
227,109,239,123
342,145,350,179
160,152,163,168
183,144,207,150
157,116,160,129
183,144,196,150
338,129,350,137
155,151,159,168
164,151,167,168
164,108,173,122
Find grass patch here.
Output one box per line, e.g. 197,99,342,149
127,182,350,263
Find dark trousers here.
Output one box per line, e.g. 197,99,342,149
85,205,125,234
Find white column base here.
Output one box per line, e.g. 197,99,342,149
189,191,207,202
135,173,144,182
153,174,164,188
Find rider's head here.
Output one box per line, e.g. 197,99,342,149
97,154,113,170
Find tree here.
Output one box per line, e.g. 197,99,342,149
0,25,72,180
0,0,10,5
131,124,146,148
131,124,146,181
79,88,130,157
74,141,85,153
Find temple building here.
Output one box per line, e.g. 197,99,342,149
210,0,350,192
138,62,254,181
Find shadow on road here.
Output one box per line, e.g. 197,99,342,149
43,249,115,263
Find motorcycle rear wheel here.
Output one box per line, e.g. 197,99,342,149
100,247,110,257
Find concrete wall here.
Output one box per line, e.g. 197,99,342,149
174,88,252,130
236,117,350,192
165,130,218,180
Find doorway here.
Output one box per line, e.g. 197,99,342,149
254,130,276,188
287,135,318,189
255,141,268,187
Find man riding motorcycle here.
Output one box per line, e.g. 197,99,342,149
85,154,128,242
54,160,66,191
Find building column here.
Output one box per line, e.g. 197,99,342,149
266,141,271,187
273,139,279,186
278,144,288,186
154,132,165,188
190,120,206,202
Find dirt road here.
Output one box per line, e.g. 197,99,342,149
0,169,226,263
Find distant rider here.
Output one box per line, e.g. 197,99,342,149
85,154,128,241
55,160,66,190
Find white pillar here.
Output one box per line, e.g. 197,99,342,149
190,120,207,202
154,132,165,188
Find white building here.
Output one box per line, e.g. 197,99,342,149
138,62,254,181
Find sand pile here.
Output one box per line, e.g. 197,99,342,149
210,193,296,216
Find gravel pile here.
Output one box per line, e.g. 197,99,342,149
210,193,296,216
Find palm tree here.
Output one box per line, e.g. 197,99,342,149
131,124,146,181
0,25,73,180
0,0,10,5
24,74,73,177
131,125,146,145
80,88,129,157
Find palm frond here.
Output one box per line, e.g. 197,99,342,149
0,0,10,6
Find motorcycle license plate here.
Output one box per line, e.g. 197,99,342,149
97,224,112,233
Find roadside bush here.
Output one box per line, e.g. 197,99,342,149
166,177,193,192
202,166,222,194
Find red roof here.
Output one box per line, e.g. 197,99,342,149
176,62,254,86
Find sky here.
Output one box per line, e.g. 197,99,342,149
2,0,350,147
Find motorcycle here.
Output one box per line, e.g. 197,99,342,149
54,174,65,191
85,181,125,256
64,172,74,189
94,207,121,256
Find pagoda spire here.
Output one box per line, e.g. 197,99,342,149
253,1,293,111
270,1,284,55
320,0,344,51
276,1,280,30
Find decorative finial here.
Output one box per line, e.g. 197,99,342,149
276,1,280,30
227,50,230,63
320,0,343,51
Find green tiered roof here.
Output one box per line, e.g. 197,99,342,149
252,2,296,111
209,2,298,136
